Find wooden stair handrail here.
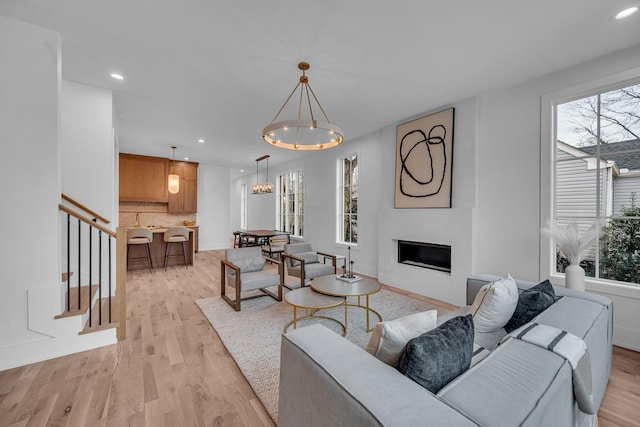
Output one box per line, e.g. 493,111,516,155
61,193,110,224
59,204,116,237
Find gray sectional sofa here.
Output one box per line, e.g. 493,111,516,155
278,274,613,426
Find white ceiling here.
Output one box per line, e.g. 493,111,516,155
2,0,640,176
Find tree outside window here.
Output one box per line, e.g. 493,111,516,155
276,170,303,237
338,154,358,244
555,82,640,285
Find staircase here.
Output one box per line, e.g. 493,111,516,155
0,194,127,371
53,194,124,337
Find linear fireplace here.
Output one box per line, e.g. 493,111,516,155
398,240,451,273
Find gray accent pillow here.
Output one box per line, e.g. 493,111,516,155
504,279,556,333
233,256,266,273
396,315,474,394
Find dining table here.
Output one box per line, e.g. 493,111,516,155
239,229,290,246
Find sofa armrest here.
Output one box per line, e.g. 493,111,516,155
279,324,475,427
553,286,613,306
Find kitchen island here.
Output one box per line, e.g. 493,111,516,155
126,227,198,271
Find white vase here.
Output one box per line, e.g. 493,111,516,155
565,264,586,291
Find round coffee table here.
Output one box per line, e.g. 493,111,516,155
311,275,382,332
284,287,347,336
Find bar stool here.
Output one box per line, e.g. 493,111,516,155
163,226,190,270
127,227,154,272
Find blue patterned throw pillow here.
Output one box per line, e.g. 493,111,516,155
396,314,474,394
504,279,556,333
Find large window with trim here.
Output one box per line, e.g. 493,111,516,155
553,81,640,285
276,170,304,237
337,154,358,245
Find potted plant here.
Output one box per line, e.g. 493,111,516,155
541,220,600,291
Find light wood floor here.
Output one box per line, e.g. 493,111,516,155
0,250,638,426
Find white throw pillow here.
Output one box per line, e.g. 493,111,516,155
365,310,438,365
467,274,519,333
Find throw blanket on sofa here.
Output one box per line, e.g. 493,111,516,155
512,322,596,414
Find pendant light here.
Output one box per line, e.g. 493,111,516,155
252,155,273,194
168,146,180,194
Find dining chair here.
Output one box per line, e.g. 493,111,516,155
241,232,257,247
233,231,243,247
261,233,290,259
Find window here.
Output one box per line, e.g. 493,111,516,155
553,81,640,285
276,170,304,237
240,183,247,229
337,154,358,244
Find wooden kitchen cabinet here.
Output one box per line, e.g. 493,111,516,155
168,161,198,213
119,154,168,202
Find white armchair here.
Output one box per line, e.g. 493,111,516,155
220,246,283,311
282,243,336,289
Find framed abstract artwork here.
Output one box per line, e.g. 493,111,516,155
394,108,455,208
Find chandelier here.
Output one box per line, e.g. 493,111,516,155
263,62,344,150
252,155,273,194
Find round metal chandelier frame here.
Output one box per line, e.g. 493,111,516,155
262,62,344,151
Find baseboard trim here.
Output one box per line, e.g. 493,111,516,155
0,329,116,371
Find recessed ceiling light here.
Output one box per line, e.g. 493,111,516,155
198,139,205,143
110,73,124,80
615,6,638,19
183,157,189,160
240,169,245,173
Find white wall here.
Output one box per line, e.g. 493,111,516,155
232,97,479,305
228,44,640,349
197,165,232,250
61,80,116,221
230,171,276,231
0,16,62,354
0,18,119,370
378,98,479,306
304,131,385,277
248,190,276,231
476,44,640,350
228,96,477,300
230,131,386,278
60,81,116,286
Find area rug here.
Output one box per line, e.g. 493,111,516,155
195,289,450,422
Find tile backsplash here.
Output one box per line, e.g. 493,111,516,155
120,202,196,227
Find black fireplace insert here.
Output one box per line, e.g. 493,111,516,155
398,240,451,273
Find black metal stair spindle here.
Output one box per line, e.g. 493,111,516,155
89,226,92,328
108,235,112,323
78,219,81,311
98,230,102,325
67,213,70,312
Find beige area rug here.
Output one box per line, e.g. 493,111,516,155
196,287,450,423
